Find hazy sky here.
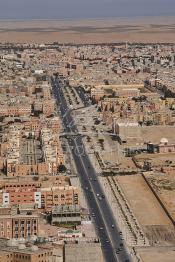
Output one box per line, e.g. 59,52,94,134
0,0,174,19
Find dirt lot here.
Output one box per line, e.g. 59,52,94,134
134,152,175,168
116,174,175,244
136,246,175,262
116,174,171,226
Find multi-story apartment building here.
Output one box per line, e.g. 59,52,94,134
0,178,79,212
40,186,79,211
0,103,31,116
42,100,55,116
0,207,38,239
91,84,142,101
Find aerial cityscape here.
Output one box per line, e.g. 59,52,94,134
0,1,175,262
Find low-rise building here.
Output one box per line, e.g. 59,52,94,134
52,205,81,224
0,238,55,262
64,241,103,262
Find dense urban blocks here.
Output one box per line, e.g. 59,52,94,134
0,42,175,261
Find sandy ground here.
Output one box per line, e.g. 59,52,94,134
116,174,171,226
0,16,175,43
136,246,175,262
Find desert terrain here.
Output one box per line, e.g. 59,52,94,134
0,16,175,43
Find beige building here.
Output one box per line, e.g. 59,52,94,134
64,242,103,262
0,207,38,239
115,120,141,142
0,239,54,262
91,84,142,101
0,179,79,212
41,186,79,211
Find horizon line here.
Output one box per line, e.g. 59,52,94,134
0,15,175,22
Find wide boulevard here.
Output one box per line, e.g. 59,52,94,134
52,76,131,262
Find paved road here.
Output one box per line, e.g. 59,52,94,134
52,76,131,262
74,86,91,107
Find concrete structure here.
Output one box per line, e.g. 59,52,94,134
0,207,38,239
0,181,79,212
91,84,142,101
64,242,103,262
115,121,141,142
147,138,175,154
0,238,55,262
52,205,81,224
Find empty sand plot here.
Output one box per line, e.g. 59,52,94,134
116,175,171,226
136,247,175,262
